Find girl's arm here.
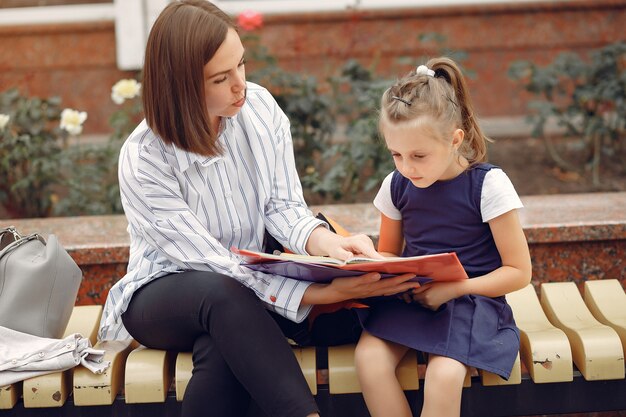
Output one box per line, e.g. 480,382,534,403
377,213,404,257
465,208,532,296
412,209,532,309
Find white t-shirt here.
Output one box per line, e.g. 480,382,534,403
374,168,523,222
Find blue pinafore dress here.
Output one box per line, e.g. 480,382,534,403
357,163,520,379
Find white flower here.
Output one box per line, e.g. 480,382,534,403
111,79,141,105
0,114,10,131
60,108,87,135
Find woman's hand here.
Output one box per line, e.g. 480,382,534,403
305,226,384,261
302,272,420,305
326,234,385,261
410,281,464,310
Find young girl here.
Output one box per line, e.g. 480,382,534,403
354,57,532,417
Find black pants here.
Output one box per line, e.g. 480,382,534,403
122,271,323,417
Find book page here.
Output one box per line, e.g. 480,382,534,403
277,252,344,265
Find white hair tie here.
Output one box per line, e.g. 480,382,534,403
416,65,435,77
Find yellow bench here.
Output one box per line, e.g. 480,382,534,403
2,280,625,417
540,281,624,380
0,305,102,409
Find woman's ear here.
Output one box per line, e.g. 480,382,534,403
452,128,465,150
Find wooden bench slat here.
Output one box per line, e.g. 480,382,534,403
174,352,193,402
15,305,104,409
479,352,522,386
125,346,174,404
583,279,626,357
293,347,317,395
173,347,317,402
63,305,103,345
327,344,419,394
73,339,135,406
540,282,625,381
506,284,573,383
0,382,22,410
22,371,72,409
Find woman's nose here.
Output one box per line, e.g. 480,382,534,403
232,70,246,92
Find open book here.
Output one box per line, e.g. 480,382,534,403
232,247,468,283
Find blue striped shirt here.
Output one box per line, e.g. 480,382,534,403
99,82,324,341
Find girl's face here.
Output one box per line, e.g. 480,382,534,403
383,122,466,188
203,28,247,131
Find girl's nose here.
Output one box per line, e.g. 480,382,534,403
402,161,415,175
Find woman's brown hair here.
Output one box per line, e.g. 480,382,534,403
143,0,236,156
380,57,491,165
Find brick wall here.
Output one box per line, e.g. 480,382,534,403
0,0,624,134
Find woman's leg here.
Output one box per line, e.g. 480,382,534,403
354,330,412,417
122,271,318,417
421,355,467,417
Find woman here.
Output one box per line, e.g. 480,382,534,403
97,2,419,417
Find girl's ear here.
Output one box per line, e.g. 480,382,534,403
452,128,465,150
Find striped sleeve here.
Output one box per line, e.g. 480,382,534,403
262,101,326,254
122,140,313,322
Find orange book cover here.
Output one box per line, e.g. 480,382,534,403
232,247,468,283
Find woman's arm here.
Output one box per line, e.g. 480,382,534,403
121,139,315,323
301,213,419,305
412,209,532,309
304,212,404,260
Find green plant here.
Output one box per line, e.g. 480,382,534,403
244,34,336,202
54,141,124,216
244,31,470,203
0,78,142,219
310,60,395,201
509,41,626,185
54,77,142,216
0,89,69,218
310,33,470,203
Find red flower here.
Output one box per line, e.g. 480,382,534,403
237,10,263,31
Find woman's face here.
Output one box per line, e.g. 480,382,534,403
203,28,246,131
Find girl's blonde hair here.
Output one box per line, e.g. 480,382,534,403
380,57,490,165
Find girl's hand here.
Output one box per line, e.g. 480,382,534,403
410,281,463,310
302,272,420,305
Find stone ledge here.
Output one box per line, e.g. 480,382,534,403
1,192,624,305
2,192,625,262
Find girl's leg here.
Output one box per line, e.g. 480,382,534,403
421,355,467,417
122,271,318,417
354,330,412,417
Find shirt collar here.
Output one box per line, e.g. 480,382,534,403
171,138,223,172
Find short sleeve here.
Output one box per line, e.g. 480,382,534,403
481,168,523,222
373,172,402,220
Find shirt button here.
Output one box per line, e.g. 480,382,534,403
225,192,232,198
233,227,241,232
270,295,277,302
39,352,45,358
66,343,72,349
11,359,17,364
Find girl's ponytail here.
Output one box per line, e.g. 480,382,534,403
427,57,491,164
